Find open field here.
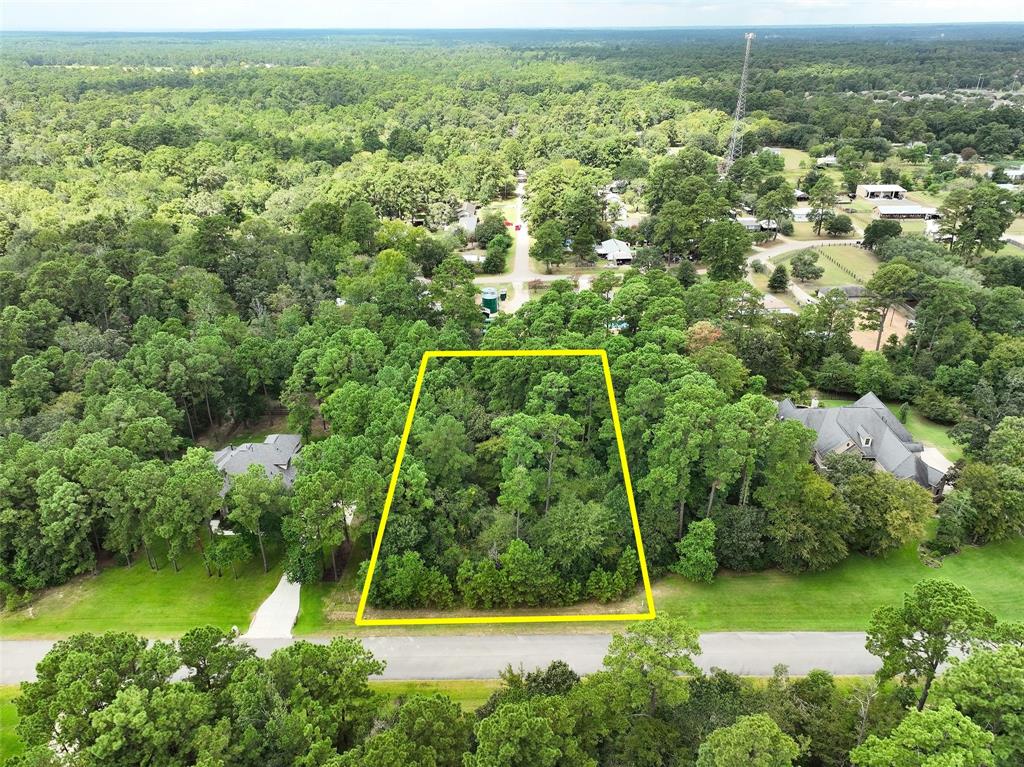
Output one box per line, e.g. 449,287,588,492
1,686,20,763
0,550,282,639
655,535,1024,631
778,245,879,289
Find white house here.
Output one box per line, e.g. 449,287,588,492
857,184,907,200
596,239,633,265
816,155,838,167
794,189,810,201
792,206,813,222
1005,166,1024,182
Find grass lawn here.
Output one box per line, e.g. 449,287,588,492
818,394,962,461
906,190,947,207
991,240,1024,257
749,272,800,311
1,686,21,763
0,550,282,639
371,680,500,710
1006,217,1024,236
655,536,1024,631
779,245,879,290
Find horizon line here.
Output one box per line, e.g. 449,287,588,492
3,20,1024,35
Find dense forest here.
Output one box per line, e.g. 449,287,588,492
8,581,1024,766
1,28,1023,607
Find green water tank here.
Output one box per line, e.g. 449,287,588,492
481,287,499,313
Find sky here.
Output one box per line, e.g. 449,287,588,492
2,0,1023,32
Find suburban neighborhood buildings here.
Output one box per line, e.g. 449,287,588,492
778,393,949,493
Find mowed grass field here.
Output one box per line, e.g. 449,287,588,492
655,536,1024,631
1,686,21,763
371,680,501,710
0,550,282,639
778,245,880,289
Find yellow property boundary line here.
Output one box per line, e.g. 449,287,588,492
354,348,657,626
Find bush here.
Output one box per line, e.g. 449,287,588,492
914,387,963,424
483,233,512,274
672,519,718,583
778,218,794,236
710,505,768,571
473,212,507,247
378,552,454,609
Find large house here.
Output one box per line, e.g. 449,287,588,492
212,433,302,495
777,393,948,493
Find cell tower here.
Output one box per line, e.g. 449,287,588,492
723,32,755,173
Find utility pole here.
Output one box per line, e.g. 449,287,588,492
723,32,755,174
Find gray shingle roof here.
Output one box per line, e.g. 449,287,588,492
778,393,945,489
212,433,302,494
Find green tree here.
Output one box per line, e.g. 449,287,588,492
850,702,995,767
337,693,472,767
862,219,902,250
933,645,1024,767
939,183,1016,266
809,177,839,235
825,214,854,237
673,519,717,583
227,464,288,572
466,697,593,767
866,579,997,710
531,219,567,274
860,262,917,351
653,199,697,257
790,250,825,282
602,616,701,715
702,221,752,282
767,264,789,292
696,713,800,767
841,472,935,556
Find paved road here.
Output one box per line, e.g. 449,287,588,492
0,632,878,684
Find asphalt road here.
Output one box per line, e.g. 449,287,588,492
0,632,878,684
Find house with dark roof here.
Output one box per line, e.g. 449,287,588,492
777,393,948,493
212,433,302,495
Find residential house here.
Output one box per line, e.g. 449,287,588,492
212,433,302,496
777,393,948,492
595,238,633,265
794,189,810,201
816,155,838,167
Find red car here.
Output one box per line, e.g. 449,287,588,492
514,224,521,231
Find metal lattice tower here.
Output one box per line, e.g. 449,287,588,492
723,33,755,173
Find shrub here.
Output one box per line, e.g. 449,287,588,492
672,519,718,583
